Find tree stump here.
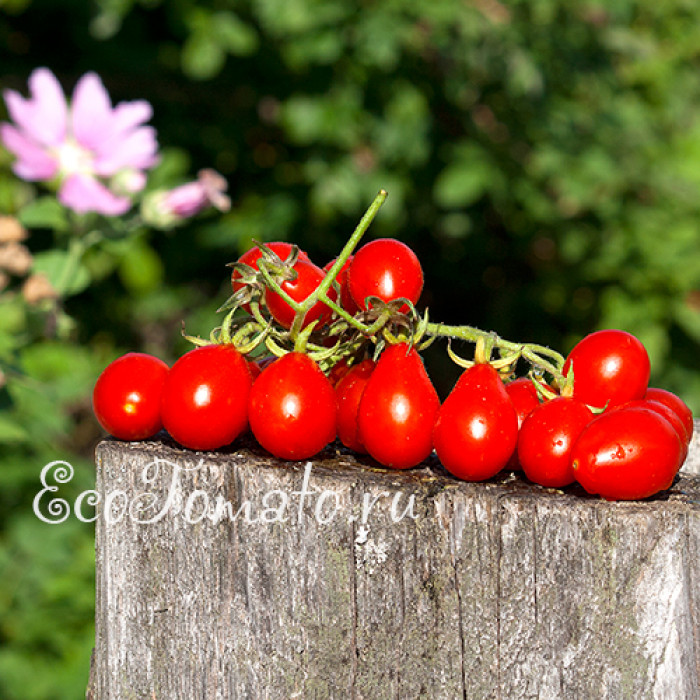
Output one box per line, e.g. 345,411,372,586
89,421,700,700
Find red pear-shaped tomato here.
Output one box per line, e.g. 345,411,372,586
335,358,376,454
161,344,252,451
248,352,336,460
504,377,546,470
433,363,518,481
348,239,423,312
357,343,439,469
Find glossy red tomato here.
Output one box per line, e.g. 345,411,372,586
504,377,545,470
571,406,683,500
645,387,694,443
324,256,359,315
517,396,594,488
231,242,309,296
563,329,650,409
433,363,518,481
335,359,375,454
347,238,423,311
248,352,336,460
264,258,337,329
616,399,689,464
357,343,439,469
161,344,252,451
93,353,169,441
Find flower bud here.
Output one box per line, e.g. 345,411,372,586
0,242,33,275
141,168,231,228
0,217,28,243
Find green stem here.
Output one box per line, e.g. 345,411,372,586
54,229,104,297
291,190,388,342
425,321,566,380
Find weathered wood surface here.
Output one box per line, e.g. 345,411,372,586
90,421,700,700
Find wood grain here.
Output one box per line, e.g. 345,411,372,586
89,421,700,700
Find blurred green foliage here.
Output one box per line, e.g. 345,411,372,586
2,0,700,697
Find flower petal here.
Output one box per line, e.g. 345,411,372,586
58,173,132,216
4,68,67,146
70,72,113,151
0,123,59,180
110,100,153,136
93,126,159,175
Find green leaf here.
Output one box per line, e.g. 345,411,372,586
18,197,69,233
434,159,493,208
213,12,259,56
117,238,164,295
181,32,226,80
0,414,29,444
31,250,91,297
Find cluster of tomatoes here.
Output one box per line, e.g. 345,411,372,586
92,236,693,502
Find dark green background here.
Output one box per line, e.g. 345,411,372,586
2,0,700,696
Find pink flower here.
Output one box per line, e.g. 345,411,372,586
142,169,231,227
1,68,158,216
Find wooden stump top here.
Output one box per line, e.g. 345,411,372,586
90,423,700,700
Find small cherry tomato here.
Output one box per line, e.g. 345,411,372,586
347,238,423,311
93,353,169,441
248,352,337,460
644,387,694,444
563,329,650,409
264,258,337,329
335,358,375,454
571,406,683,500
161,344,252,451
357,343,439,469
517,396,594,488
433,363,518,481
